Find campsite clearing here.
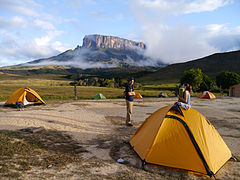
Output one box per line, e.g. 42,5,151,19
0,97,239,179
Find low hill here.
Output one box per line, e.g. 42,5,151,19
139,50,240,84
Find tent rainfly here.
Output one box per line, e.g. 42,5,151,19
93,93,106,99
199,91,216,99
5,87,45,106
134,92,143,98
130,104,232,177
158,92,169,98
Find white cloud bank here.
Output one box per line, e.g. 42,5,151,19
133,0,233,16
130,0,239,64
0,16,69,66
0,0,70,66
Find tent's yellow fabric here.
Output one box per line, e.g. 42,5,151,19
134,92,143,99
5,87,45,105
130,104,231,176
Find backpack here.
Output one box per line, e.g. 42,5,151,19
16,101,25,108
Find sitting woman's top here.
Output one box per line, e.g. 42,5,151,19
178,84,191,106
186,90,190,105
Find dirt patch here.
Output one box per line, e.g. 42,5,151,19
0,129,84,178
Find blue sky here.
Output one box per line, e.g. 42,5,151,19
0,0,240,67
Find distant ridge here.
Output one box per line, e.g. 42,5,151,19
139,50,240,83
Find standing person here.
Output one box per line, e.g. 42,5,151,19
125,77,135,126
178,83,191,105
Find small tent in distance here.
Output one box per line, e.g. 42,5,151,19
93,93,106,99
199,91,216,99
134,92,143,98
5,87,45,106
129,104,231,176
158,92,169,98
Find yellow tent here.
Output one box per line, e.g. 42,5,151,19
134,92,143,98
5,87,45,106
130,104,232,176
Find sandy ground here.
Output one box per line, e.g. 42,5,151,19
0,97,239,179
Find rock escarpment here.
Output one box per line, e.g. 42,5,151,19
82,34,146,50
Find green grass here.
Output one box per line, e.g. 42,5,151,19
1,78,226,102
0,79,178,101
136,83,179,97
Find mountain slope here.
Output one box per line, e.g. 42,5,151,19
139,50,240,84
21,34,165,68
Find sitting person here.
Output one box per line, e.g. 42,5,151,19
177,83,191,110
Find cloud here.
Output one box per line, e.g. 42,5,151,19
67,0,97,8
26,58,116,69
203,25,240,51
131,0,233,23
183,0,233,14
0,16,27,30
24,46,159,69
33,19,55,30
34,30,64,46
133,0,233,16
25,48,118,69
0,29,70,66
0,2,69,67
129,0,239,64
89,11,109,20
52,41,71,52
0,34,57,61
141,24,218,63
140,22,240,64
0,0,40,17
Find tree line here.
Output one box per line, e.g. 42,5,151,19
69,68,240,93
180,68,240,92
69,77,142,89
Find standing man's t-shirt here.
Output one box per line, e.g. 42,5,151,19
125,83,134,101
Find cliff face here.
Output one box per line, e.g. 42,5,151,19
82,34,146,50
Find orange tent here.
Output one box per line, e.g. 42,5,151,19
134,92,143,98
199,91,216,99
130,104,231,176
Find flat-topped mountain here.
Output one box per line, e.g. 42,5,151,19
82,34,146,50
21,34,162,68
